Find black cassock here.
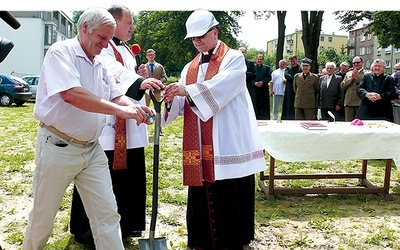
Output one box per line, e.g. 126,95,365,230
70,148,146,240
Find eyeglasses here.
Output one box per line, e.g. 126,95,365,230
395,68,400,71
353,61,362,65
190,28,215,41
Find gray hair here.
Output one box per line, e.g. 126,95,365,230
325,62,336,68
77,7,116,34
373,58,385,66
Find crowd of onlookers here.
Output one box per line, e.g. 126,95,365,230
240,47,400,125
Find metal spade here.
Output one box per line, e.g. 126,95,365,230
139,91,168,250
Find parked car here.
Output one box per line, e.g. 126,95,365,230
0,73,32,106
21,75,39,99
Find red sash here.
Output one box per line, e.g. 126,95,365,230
183,42,230,186
109,42,127,170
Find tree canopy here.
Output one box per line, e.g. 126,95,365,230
334,11,400,48
134,11,244,76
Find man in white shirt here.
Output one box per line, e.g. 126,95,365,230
270,59,287,120
22,7,155,250
69,5,164,245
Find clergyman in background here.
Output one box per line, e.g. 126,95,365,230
282,55,301,120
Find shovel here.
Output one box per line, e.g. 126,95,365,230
139,91,168,250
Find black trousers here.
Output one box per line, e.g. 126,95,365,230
187,174,255,250
70,148,146,239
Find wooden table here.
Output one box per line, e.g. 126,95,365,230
257,120,400,200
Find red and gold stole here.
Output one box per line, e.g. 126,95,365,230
183,42,230,186
109,42,127,170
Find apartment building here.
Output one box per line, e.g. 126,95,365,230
266,29,348,59
349,25,400,73
0,11,73,77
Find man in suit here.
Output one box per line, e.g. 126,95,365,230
252,54,271,119
293,57,320,120
318,62,342,121
340,56,364,121
145,48,168,106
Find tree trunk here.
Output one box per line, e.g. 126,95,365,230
275,11,287,69
301,11,324,73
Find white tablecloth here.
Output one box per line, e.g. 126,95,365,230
258,120,400,162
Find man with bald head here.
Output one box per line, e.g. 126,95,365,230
270,59,287,120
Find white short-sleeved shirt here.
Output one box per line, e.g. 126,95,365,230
98,40,149,150
271,68,286,95
34,37,123,142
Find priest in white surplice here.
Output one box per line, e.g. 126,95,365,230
162,9,266,250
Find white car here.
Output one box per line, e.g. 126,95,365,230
21,75,39,99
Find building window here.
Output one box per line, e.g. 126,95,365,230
360,33,366,42
360,47,365,55
377,48,381,56
396,58,400,64
67,23,73,38
366,46,372,54
366,60,371,69
349,37,354,45
319,46,325,51
44,24,53,45
385,45,392,54
328,37,333,42
53,11,59,21
320,36,325,42
367,33,372,40
385,60,391,68
349,49,354,57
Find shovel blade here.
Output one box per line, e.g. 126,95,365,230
139,237,168,250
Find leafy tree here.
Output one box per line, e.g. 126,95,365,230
245,48,265,62
301,11,324,74
263,53,276,69
253,11,287,69
72,11,83,36
317,48,352,69
334,11,400,48
71,10,243,76
253,11,323,72
369,11,400,48
134,11,244,76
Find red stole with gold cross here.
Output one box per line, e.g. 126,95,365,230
182,42,230,186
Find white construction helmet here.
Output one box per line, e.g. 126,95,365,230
184,9,219,39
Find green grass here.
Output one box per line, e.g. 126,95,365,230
2,102,400,249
